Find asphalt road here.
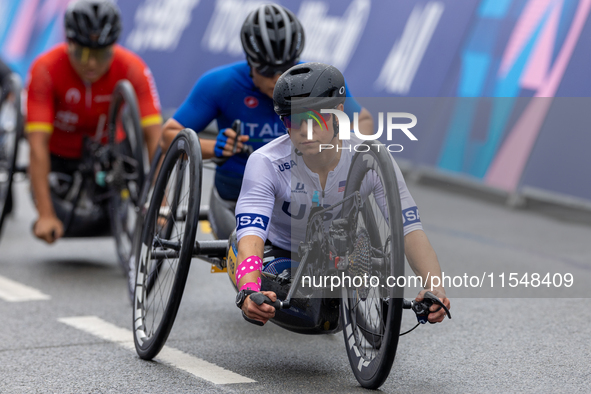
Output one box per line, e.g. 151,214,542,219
1,147,590,393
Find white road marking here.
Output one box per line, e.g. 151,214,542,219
0,275,51,302
58,316,256,385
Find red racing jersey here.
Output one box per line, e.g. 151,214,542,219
25,43,162,158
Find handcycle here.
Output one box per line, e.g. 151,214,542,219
125,119,248,296
0,79,147,276
0,73,23,239
131,129,450,389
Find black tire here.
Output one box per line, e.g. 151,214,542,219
133,129,201,360
0,73,22,241
340,141,405,389
107,80,147,275
127,146,162,301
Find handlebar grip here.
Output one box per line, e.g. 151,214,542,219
403,291,452,324
230,119,241,155
249,292,284,310
211,119,242,166
423,291,451,319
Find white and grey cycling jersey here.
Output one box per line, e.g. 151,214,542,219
235,133,423,252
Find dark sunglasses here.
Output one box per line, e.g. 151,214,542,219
281,110,332,130
70,44,114,64
251,60,295,78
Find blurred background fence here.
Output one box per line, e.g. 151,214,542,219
2,0,590,208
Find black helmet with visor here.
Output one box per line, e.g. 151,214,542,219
273,62,346,116
274,62,346,137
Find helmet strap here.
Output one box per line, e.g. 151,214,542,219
333,115,339,139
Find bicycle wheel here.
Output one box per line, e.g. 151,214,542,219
107,80,146,275
340,141,405,389
133,129,201,360
0,74,22,240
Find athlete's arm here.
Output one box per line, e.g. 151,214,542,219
393,157,449,322
343,81,374,135
160,118,184,152
354,107,374,136
404,230,450,323
234,152,279,324
25,59,64,243
236,235,276,324
161,118,249,160
143,123,161,161
160,117,214,158
363,153,448,321
28,132,64,243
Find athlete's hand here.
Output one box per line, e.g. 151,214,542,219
214,128,249,158
33,215,64,244
241,291,276,325
415,288,450,323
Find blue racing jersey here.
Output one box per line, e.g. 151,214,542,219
173,61,362,181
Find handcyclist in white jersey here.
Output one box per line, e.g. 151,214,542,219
234,63,450,325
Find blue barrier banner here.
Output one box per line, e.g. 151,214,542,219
1,0,591,202
116,0,476,109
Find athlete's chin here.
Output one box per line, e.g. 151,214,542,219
83,73,100,82
296,142,320,154
80,69,107,83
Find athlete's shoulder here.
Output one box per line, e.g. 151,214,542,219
199,61,252,89
111,44,148,69
253,134,292,160
30,43,68,70
250,134,292,167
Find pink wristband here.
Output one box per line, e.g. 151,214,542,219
235,255,263,284
239,278,262,292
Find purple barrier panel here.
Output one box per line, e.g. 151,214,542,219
516,98,591,201
423,0,591,203
354,97,444,163
346,0,477,97
416,97,528,171
553,9,591,97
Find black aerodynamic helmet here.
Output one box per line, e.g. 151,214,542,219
273,62,346,117
241,4,305,76
64,0,122,48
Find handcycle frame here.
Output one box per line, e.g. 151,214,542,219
151,189,363,308
46,80,145,239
